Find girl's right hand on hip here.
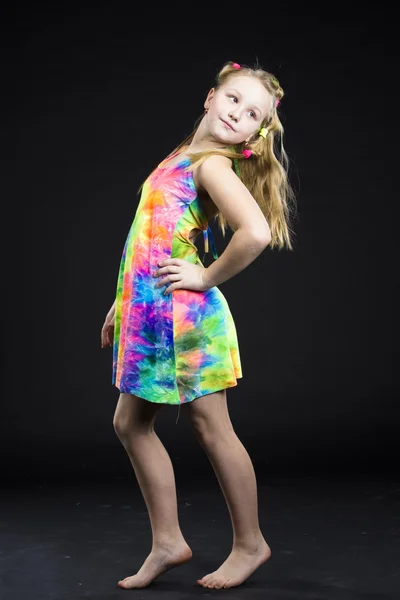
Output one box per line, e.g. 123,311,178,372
101,307,115,348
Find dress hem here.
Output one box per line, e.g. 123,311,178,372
114,375,243,406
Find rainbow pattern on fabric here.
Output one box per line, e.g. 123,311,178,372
112,148,242,405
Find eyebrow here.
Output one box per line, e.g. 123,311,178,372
228,88,262,116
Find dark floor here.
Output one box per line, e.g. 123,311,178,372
0,472,399,599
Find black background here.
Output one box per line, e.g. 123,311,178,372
2,7,399,484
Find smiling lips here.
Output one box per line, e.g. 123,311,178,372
221,119,235,132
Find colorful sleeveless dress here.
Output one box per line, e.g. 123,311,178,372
112,146,242,406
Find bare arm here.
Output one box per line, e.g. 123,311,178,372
197,155,271,289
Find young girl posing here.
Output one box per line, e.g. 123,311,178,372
101,60,295,590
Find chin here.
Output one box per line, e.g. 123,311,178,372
214,129,235,145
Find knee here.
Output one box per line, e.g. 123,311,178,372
190,414,217,447
113,393,159,444
113,413,131,442
190,412,235,448
113,412,154,443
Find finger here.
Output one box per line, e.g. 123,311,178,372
154,265,180,277
157,274,181,287
102,324,111,347
164,281,181,294
158,258,182,267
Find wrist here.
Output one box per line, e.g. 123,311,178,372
202,267,213,290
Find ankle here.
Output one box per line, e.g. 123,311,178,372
152,532,187,550
233,531,267,553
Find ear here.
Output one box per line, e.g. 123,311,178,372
204,87,215,110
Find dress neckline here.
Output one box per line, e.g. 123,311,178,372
158,146,191,170
159,144,232,171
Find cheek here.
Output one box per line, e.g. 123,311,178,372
213,95,229,112
236,123,252,138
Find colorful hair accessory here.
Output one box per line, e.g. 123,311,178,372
276,98,280,108
242,149,252,159
259,127,269,138
232,62,241,69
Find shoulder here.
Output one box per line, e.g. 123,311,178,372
196,154,235,190
198,153,233,176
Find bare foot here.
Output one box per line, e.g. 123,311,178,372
118,539,193,589
196,538,271,589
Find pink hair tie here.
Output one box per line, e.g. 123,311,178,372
232,62,241,69
242,149,252,159
276,98,280,108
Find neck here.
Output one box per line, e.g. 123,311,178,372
186,116,230,154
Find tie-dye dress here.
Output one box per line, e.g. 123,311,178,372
112,146,242,405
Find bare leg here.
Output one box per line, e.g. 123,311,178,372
114,393,192,589
182,389,271,589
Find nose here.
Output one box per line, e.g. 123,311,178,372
228,110,240,122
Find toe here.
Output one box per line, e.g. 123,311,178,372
118,576,134,589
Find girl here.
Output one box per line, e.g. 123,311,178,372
101,60,295,590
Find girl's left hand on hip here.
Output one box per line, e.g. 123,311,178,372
153,258,210,294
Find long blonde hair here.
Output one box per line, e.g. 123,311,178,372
157,61,297,250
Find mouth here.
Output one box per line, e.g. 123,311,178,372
220,119,235,132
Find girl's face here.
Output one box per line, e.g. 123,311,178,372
204,75,274,146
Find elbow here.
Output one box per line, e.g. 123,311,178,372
249,228,271,249
236,225,271,250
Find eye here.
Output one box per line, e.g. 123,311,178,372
229,95,257,118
